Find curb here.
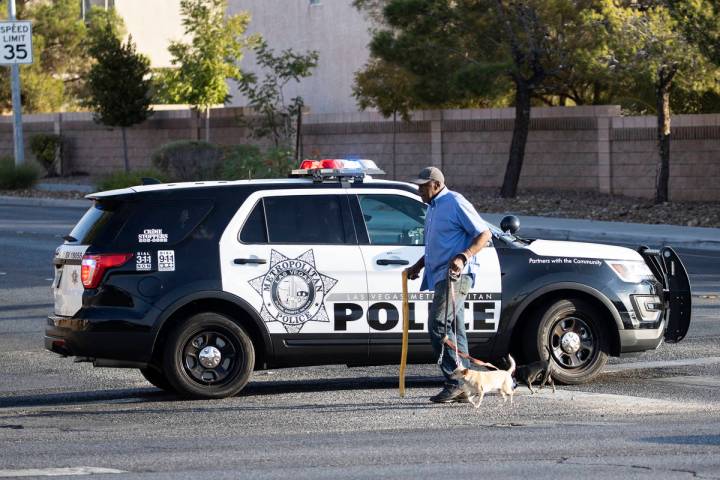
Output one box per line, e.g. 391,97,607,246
0,195,90,208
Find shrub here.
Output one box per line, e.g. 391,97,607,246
263,146,296,178
220,145,296,180
151,140,223,181
0,156,40,189
97,169,167,191
28,133,62,176
220,144,264,180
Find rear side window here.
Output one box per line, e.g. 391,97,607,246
69,204,116,244
264,195,348,244
239,201,267,243
68,201,133,246
114,200,213,247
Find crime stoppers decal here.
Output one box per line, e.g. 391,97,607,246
249,249,337,333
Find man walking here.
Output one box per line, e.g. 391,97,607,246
406,167,492,403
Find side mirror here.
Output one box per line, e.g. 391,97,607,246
500,215,520,234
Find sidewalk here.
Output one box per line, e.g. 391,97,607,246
1,194,718,252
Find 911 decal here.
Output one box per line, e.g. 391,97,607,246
249,249,338,333
158,250,175,271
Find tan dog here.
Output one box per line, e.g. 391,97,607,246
451,355,516,408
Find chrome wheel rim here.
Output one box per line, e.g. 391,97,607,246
182,329,240,385
548,316,596,369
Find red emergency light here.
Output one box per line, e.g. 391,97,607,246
292,158,385,180
298,159,348,170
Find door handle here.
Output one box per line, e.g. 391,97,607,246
376,259,409,266
234,258,267,265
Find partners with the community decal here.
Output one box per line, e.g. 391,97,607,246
249,249,337,333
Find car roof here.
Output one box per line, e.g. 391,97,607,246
87,177,418,200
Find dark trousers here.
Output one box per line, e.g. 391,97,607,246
428,275,471,388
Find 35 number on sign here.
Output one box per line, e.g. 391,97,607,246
3,43,27,61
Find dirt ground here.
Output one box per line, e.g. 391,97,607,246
459,188,720,229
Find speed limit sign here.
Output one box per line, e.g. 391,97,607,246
0,21,32,65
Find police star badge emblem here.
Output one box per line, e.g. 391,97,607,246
249,249,338,333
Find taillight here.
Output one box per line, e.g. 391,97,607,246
81,253,134,289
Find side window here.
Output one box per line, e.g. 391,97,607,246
264,195,349,244
238,200,267,243
358,194,426,245
114,200,213,247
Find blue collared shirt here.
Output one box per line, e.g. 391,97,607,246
421,187,489,291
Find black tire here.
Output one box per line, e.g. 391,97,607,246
162,312,255,399
139,366,174,392
523,298,609,385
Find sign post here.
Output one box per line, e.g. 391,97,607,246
1,0,33,166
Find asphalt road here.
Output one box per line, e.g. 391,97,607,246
1,202,719,479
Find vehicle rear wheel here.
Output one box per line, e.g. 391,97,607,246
524,298,609,384
139,366,174,392
162,312,255,399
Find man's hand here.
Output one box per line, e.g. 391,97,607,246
448,255,465,275
405,263,422,280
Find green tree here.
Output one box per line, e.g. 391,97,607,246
237,39,318,154
353,59,421,178
604,2,719,203
85,22,153,172
156,0,256,142
668,0,720,66
0,1,124,113
367,0,598,197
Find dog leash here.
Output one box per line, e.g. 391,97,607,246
438,270,499,371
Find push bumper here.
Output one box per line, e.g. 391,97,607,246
638,246,692,343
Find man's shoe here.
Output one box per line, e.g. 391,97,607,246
430,386,465,403
454,391,470,403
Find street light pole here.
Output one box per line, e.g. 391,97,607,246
8,0,25,166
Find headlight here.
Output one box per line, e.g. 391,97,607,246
605,260,655,283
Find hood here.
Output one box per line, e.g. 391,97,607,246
526,239,642,261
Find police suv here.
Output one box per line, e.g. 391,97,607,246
46,159,692,398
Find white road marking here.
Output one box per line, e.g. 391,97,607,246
646,375,720,388
524,387,713,413
604,357,720,373
0,467,126,477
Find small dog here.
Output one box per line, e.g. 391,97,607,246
514,346,556,394
451,355,516,408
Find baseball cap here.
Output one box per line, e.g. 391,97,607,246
409,166,444,185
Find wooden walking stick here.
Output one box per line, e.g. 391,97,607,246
399,270,410,397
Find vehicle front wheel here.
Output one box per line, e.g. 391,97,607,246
525,298,609,384
162,312,255,399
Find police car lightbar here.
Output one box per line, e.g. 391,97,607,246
291,159,385,181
